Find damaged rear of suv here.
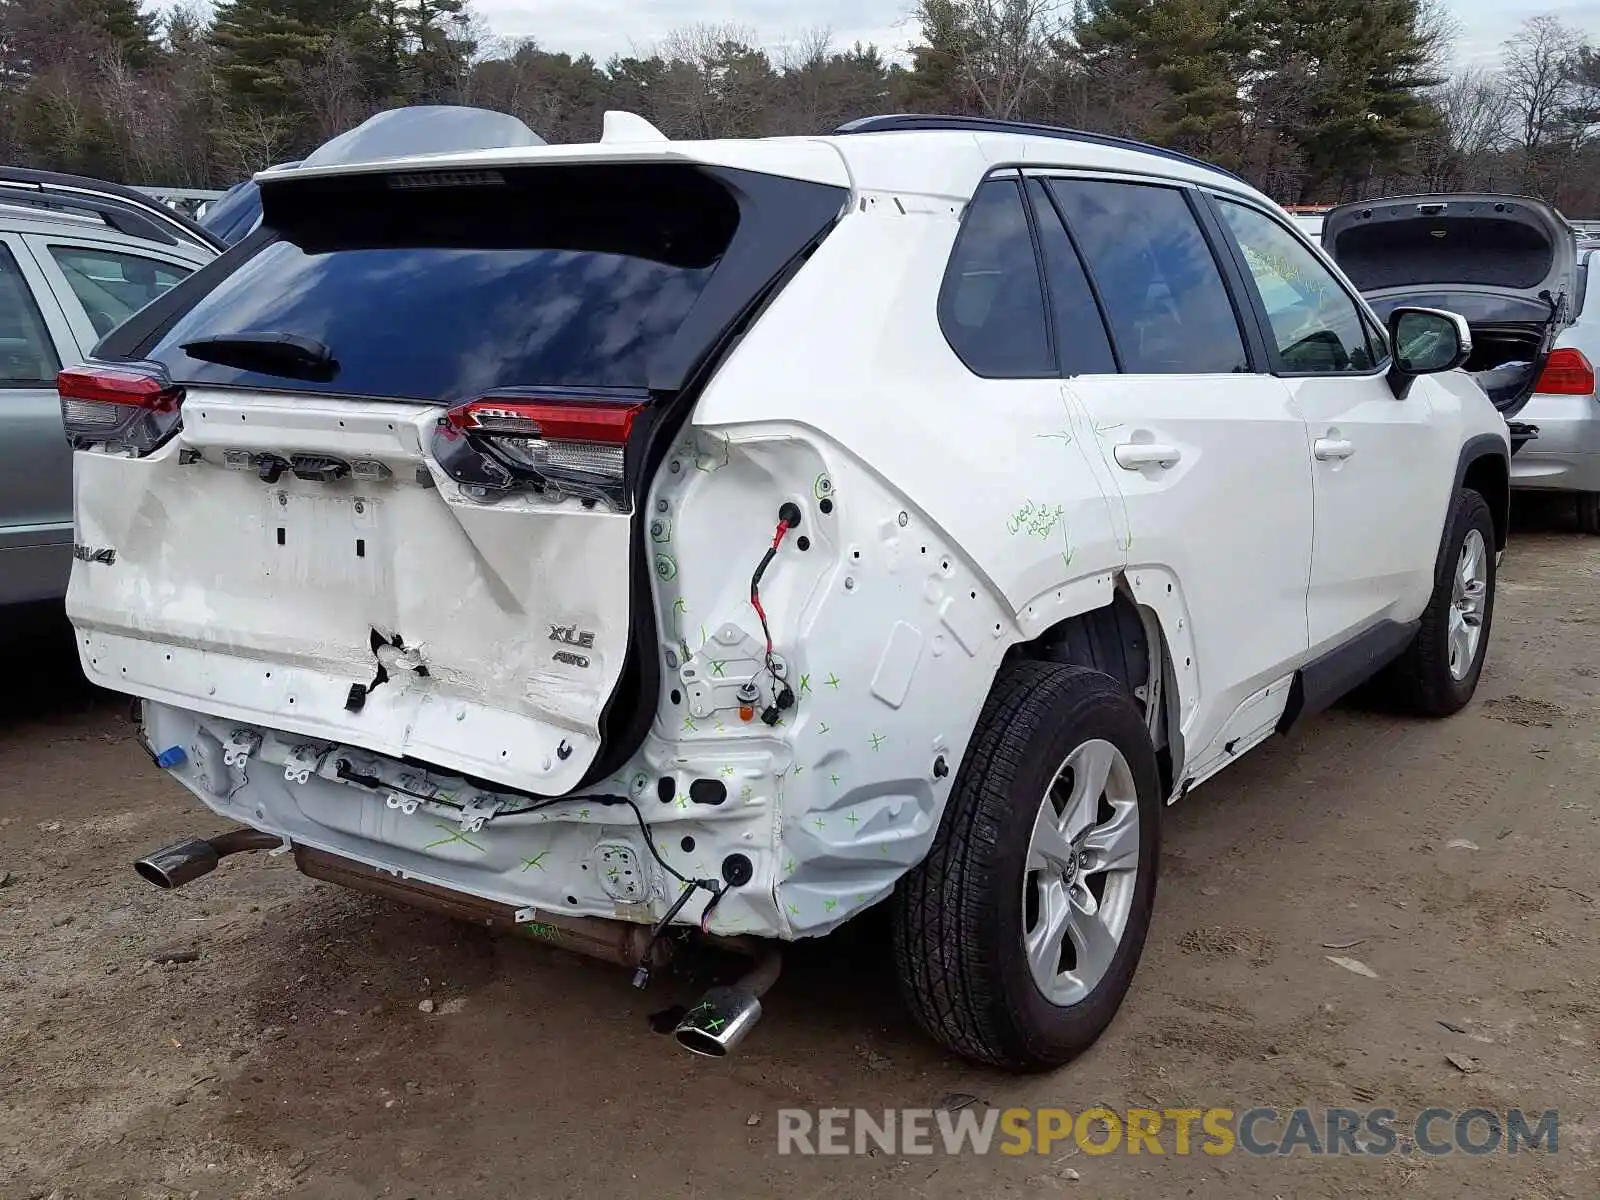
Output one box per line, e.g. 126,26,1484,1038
69,116,1507,1072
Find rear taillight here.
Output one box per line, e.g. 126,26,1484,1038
434,392,648,513
58,364,185,456
1534,348,1596,396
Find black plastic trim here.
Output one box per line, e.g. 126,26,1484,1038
1276,619,1420,735
1451,433,1512,556
1027,177,1123,373
580,167,849,790
833,114,1249,184
1184,186,1271,374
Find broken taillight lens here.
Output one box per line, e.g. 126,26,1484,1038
434,392,648,512
58,363,185,456
1534,347,1596,396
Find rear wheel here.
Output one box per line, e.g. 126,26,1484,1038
891,662,1160,1071
1576,491,1600,535
1384,488,1496,716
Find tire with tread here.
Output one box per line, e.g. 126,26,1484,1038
1383,487,1496,716
891,661,1160,1071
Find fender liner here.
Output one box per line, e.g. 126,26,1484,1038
1444,433,1511,576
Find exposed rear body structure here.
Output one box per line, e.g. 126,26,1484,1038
69,114,1508,1068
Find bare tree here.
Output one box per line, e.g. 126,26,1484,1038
284,37,373,143
916,0,1067,120
1415,67,1513,191
212,102,293,179
650,23,777,139
1503,15,1576,153
93,52,169,182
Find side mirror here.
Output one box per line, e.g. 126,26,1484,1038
1387,306,1472,399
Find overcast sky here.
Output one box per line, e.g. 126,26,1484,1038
469,0,1600,66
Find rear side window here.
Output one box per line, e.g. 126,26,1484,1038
145,164,741,401
0,247,60,386
1047,180,1248,375
1027,180,1117,375
939,176,1054,378
50,246,191,338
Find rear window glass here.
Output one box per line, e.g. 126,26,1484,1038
148,164,739,401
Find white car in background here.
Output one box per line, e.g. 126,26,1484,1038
1507,245,1600,531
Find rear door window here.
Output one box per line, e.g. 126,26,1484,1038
49,246,192,338
1027,179,1117,375
144,163,743,401
0,246,60,386
1046,179,1249,375
939,176,1055,378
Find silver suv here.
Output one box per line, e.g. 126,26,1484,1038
0,169,217,609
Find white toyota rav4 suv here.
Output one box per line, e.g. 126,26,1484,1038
64,113,1509,1071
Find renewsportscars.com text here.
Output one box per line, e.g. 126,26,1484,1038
776,1106,1560,1158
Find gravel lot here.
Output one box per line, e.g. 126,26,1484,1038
2,515,1597,1200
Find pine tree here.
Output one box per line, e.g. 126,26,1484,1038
84,0,160,67
210,0,366,110
1255,0,1443,199
0,0,161,73
1075,0,1251,157
407,0,471,101
903,0,986,115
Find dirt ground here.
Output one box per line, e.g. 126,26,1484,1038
2,508,1597,1200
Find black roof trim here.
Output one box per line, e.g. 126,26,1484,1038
832,114,1248,185
0,166,224,252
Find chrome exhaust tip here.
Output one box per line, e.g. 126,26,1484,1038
136,838,221,889
135,830,281,890
674,985,764,1058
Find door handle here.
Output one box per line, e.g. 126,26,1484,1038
1114,443,1182,470
1313,438,1355,462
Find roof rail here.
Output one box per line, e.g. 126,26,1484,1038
831,114,1248,185
0,167,223,252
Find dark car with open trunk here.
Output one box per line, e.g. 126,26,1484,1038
1323,194,1577,444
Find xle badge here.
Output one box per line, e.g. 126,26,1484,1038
549,623,596,649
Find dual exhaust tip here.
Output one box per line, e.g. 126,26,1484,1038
136,830,778,1058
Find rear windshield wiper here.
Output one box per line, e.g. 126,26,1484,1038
179,332,339,382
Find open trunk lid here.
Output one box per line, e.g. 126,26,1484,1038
1323,194,1577,419
68,153,847,796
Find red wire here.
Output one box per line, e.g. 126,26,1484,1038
751,520,790,655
